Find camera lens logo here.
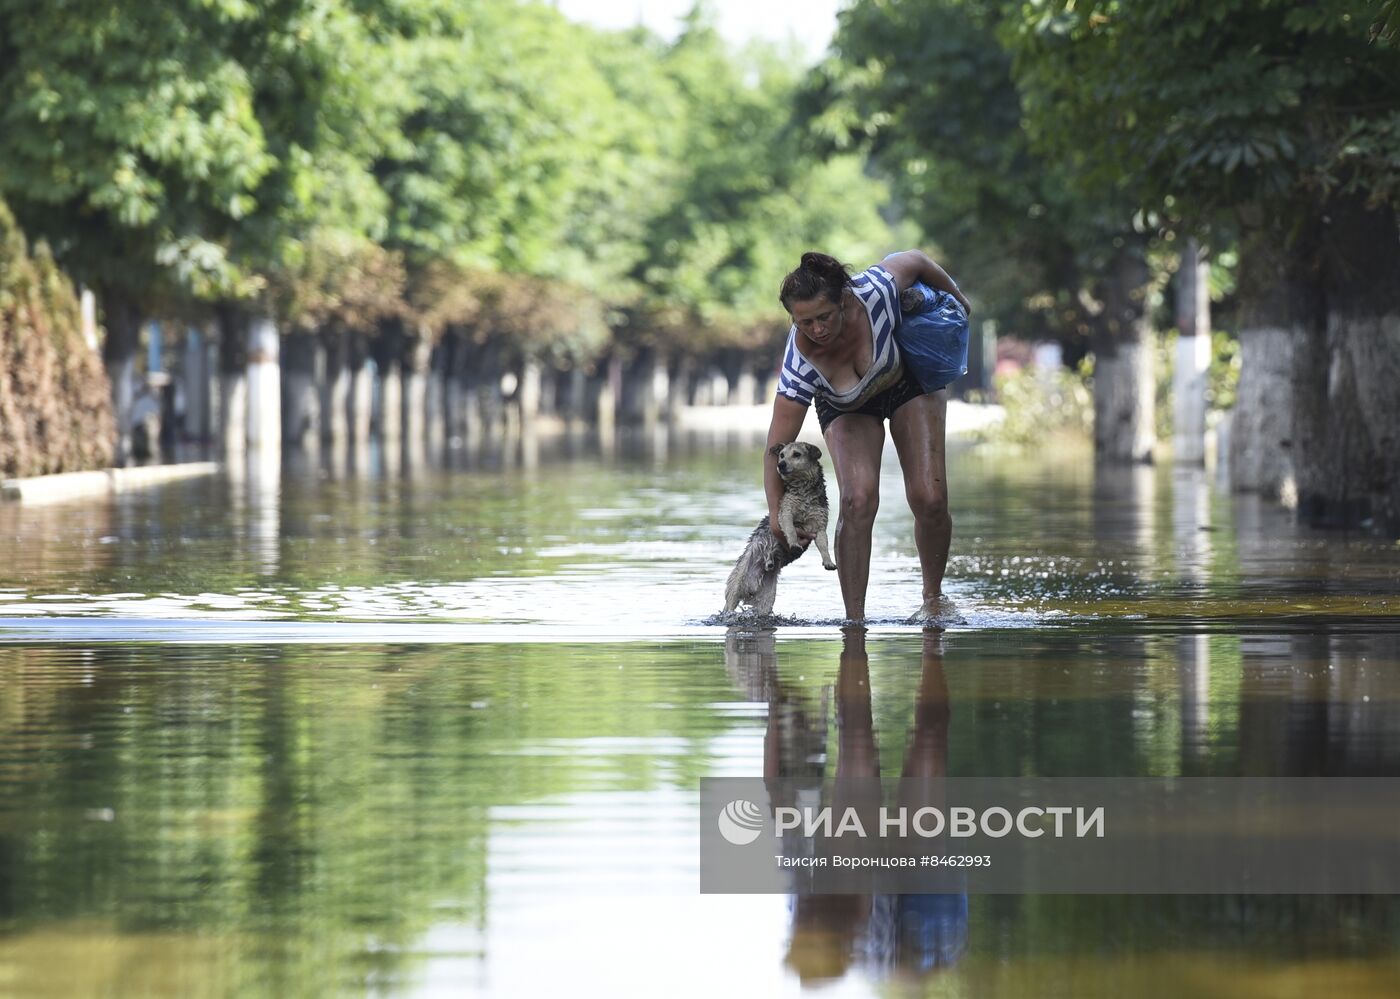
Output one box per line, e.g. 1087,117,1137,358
717,799,765,845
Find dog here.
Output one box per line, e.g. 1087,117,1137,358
724,442,837,614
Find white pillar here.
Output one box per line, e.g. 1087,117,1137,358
110,353,136,466
349,344,373,444
320,334,350,444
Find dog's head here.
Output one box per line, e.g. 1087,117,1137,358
768,441,823,480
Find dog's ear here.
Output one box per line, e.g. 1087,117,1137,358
803,443,823,460
767,443,785,457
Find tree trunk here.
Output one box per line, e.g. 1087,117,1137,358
347,331,372,444
1229,217,1319,500
182,326,212,446
1092,246,1156,464
593,353,620,434
736,367,759,407
1303,195,1400,531
281,334,319,448
425,340,446,454
319,328,350,444
440,330,464,443
541,367,561,419
401,326,432,452
246,316,280,451
1230,198,1400,533
1231,326,1301,501
668,355,694,420
637,347,668,428
372,322,403,442
453,332,487,444
472,342,507,439
1173,238,1210,464
100,291,142,466
214,302,248,456
518,357,542,428
566,367,588,425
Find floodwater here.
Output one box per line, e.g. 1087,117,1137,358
1,428,1398,998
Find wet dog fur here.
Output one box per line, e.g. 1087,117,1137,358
724,442,837,614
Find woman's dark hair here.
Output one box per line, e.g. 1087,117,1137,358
779,252,852,310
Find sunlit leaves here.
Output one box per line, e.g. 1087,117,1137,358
0,0,910,358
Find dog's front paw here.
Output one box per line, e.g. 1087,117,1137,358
823,560,837,571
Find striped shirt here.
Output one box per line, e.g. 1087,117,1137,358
776,265,904,410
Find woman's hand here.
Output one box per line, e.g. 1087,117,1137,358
770,516,815,551
764,395,812,547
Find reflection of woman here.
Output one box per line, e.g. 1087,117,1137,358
748,626,968,984
766,251,971,623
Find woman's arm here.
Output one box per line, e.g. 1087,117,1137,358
765,394,811,545
880,249,973,316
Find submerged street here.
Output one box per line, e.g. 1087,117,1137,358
1,430,1397,995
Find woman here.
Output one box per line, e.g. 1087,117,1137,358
765,250,971,623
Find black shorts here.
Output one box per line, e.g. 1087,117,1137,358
814,368,930,434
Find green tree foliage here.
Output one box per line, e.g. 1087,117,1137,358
806,0,1151,353
219,1,397,291
361,1,627,364
372,0,601,274
0,0,398,308
1,0,912,375
1005,0,1400,223
1002,0,1400,523
631,10,907,350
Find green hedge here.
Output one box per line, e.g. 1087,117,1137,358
1,200,114,477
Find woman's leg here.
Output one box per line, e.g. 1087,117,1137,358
823,413,885,621
889,389,951,616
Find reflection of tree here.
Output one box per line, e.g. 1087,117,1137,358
0,637,742,991
1236,630,1400,778
6,437,789,615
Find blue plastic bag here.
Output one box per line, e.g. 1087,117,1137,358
895,282,969,393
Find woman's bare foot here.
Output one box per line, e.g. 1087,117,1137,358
905,596,966,626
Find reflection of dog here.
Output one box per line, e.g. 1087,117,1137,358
724,443,837,614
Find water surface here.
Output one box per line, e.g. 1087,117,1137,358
1,430,1398,996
